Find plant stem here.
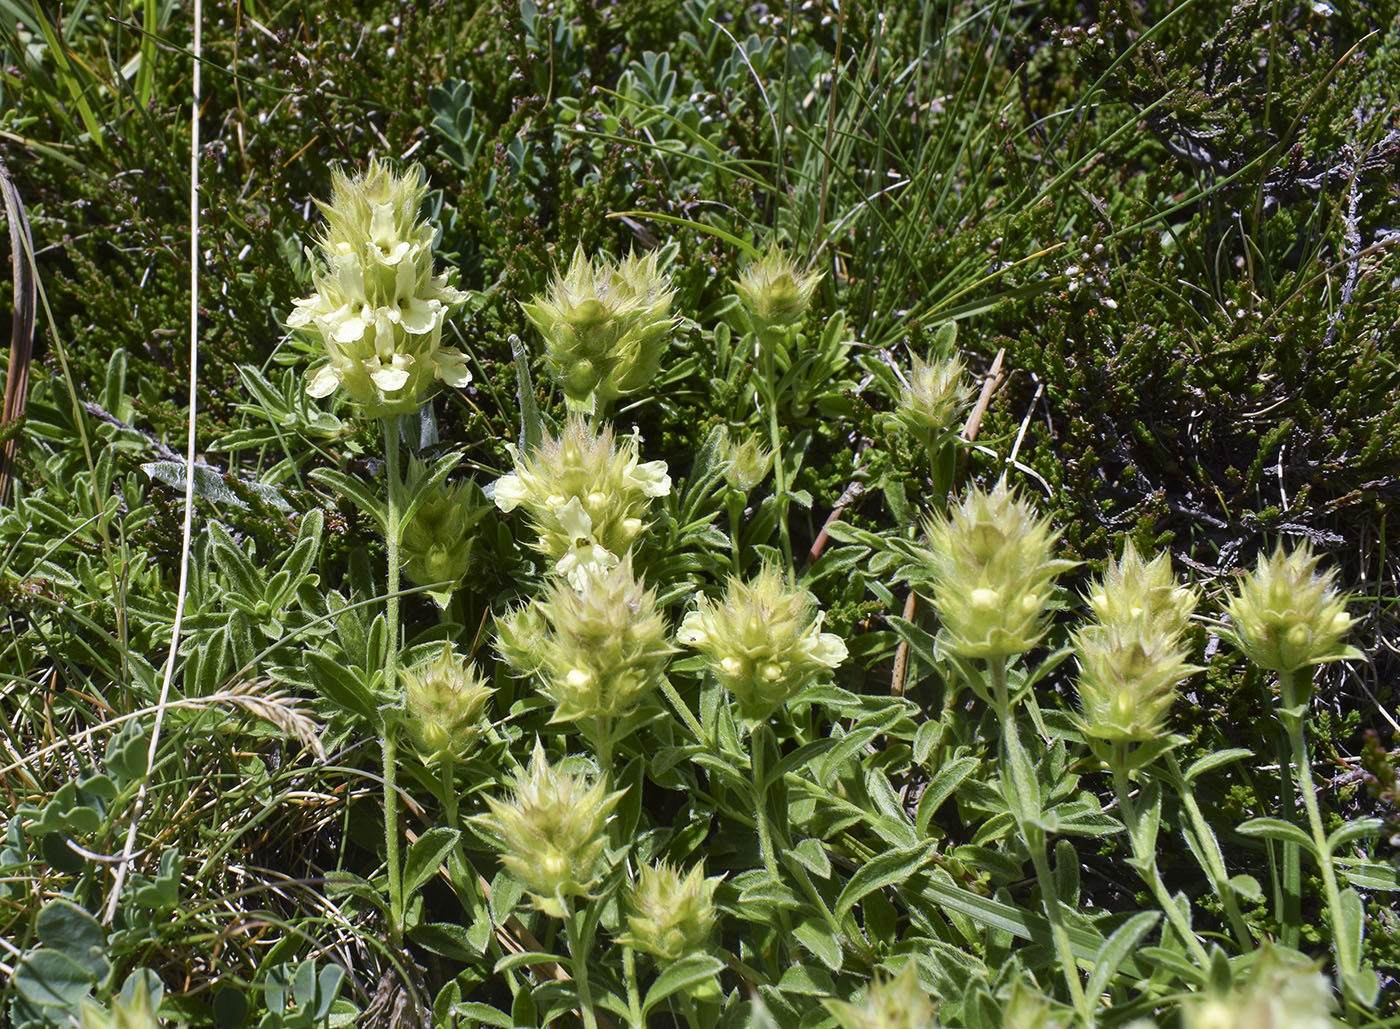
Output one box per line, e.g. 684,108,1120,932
1286,718,1362,1003
1110,743,1210,968
758,335,793,568
623,944,644,1029
1275,669,1302,949
1163,752,1254,950
562,899,599,1029
726,492,746,575
381,413,405,946
751,721,781,882
990,658,1091,1025
440,756,481,910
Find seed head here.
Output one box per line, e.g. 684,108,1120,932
920,479,1077,660
1224,543,1355,675
492,415,670,587
476,740,623,917
289,160,470,415
677,563,847,722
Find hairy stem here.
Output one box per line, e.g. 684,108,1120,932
990,658,1091,1024
381,413,405,946
1163,752,1254,950
562,899,599,1029
1110,743,1210,967
758,335,793,568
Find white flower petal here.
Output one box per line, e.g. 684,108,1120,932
809,632,849,669
676,610,708,646
557,543,617,589
555,496,594,543
369,363,411,392
493,474,527,512
306,364,340,398
435,348,473,387
331,313,368,344
400,298,439,335
628,460,672,498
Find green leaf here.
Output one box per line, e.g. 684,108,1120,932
36,899,107,977
13,948,96,1007
1226,874,1262,901
451,1002,515,1028
308,467,388,534
793,918,843,972
1236,817,1318,855
1137,946,1207,986
1336,887,1364,978
915,757,979,834
1334,858,1400,891
402,828,460,898
835,845,933,921
410,921,481,961
789,838,832,879
640,954,726,1015
1326,817,1384,855
511,334,543,453
1183,748,1253,782
1085,911,1159,1001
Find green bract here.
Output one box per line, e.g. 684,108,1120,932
399,644,493,762
735,245,822,329
501,554,673,724
1074,542,1200,742
400,462,487,608
619,861,721,965
677,563,847,722
289,160,470,416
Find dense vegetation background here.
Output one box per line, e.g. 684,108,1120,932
1,0,1397,1026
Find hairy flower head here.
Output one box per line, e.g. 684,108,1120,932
289,160,470,415
677,564,847,722
476,740,622,917
491,415,670,586
825,964,939,1029
920,479,1076,660
735,245,822,329
1074,542,1200,742
522,246,676,414
620,861,722,964
719,430,774,494
1224,543,1356,676
500,555,673,724
400,644,493,762
400,462,488,608
890,351,973,446
1184,948,1333,1029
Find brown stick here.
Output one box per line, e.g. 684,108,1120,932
0,154,36,507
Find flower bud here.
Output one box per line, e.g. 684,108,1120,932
890,352,973,446
400,461,487,608
506,554,673,724
620,861,721,964
920,479,1077,660
400,644,493,762
476,740,623,917
1074,542,1200,742
521,246,677,414
1224,543,1356,675
719,430,774,494
78,976,163,1029
491,415,671,587
1183,948,1332,1029
677,563,847,722
824,964,938,1029
289,160,471,415
735,245,822,329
